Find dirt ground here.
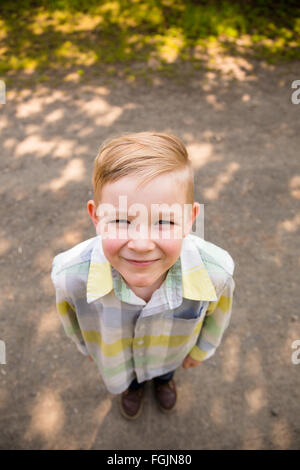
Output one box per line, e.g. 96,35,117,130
0,59,300,450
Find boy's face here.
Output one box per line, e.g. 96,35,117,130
87,173,200,291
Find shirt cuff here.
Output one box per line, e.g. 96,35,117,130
75,341,89,356
189,344,216,362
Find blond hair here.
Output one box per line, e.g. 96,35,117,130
92,131,194,207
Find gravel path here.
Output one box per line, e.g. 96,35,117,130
0,60,299,449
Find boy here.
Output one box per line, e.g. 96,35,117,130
50,131,235,420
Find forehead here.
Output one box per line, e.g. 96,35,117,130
100,173,187,206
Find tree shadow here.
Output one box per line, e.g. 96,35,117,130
0,46,299,449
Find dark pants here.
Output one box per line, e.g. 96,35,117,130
128,370,175,391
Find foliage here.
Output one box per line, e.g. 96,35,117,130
0,0,299,82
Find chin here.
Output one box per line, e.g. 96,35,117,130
125,273,154,287
129,277,152,287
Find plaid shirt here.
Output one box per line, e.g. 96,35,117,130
51,233,235,394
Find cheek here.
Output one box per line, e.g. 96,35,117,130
102,240,123,259
159,240,182,260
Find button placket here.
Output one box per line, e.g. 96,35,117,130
133,316,145,360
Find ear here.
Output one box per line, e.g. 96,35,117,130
87,200,99,228
183,202,201,238
192,202,201,222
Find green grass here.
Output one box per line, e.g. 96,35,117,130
0,0,299,85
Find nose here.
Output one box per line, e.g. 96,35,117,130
127,237,156,251
127,224,156,251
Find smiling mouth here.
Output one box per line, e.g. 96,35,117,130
124,258,159,266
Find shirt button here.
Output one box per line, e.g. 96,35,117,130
137,340,144,345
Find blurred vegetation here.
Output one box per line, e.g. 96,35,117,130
0,0,299,85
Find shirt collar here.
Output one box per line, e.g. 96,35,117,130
86,235,217,304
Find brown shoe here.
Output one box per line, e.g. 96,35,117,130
120,386,145,420
153,379,177,413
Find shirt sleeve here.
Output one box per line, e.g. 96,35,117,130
51,259,89,356
188,275,235,362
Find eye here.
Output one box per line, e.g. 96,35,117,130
110,219,130,224
158,220,175,225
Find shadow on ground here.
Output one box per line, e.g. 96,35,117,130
0,57,299,449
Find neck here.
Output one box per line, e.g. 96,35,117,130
124,271,168,303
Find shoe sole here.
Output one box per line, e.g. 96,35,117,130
158,402,176,413
119,394,145,420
